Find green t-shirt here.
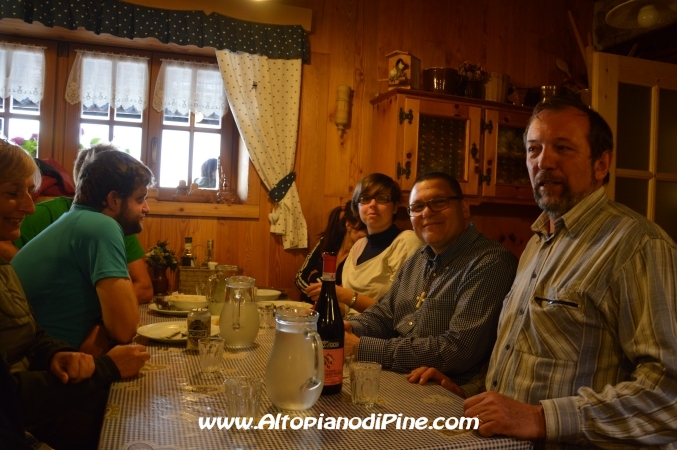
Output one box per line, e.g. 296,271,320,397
14,197,144,264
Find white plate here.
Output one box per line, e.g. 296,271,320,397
149,303,189,317
257,300,312,309
137,321,220,343
256,289,282,300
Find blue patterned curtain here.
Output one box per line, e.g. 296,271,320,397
0,0,309,62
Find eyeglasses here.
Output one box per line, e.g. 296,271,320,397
358,195,391,205
407,196,463,216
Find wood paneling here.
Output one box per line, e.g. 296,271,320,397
1,0,594,301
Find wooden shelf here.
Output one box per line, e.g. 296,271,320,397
146,198,259,219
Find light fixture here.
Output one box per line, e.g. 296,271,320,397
335,85,351,137
637,4,660,27
606,0,677,29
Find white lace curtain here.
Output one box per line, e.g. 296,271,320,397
152,59,227,118
65,50,148,112
0,43,45,104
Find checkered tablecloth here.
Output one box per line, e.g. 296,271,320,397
98,305,533,450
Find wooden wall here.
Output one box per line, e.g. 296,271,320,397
113,0,595,298
4,0,594,299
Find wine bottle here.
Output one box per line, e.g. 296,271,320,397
315,252,344,395
201,239,215,268
181,237,195,267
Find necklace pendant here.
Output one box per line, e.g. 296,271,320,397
415,291,426,309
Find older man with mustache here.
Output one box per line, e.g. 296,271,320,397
410,97,677,448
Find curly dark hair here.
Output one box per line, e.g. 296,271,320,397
74,150,154,210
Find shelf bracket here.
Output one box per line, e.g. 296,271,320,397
399,108,413,125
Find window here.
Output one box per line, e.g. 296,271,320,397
62,44,245,207
150,58,228,189
66,49,149,161
0,42,45,157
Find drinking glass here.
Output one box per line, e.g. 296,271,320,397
350,362,381,407
258,305,275,328
343,342,356,378
223,376,263,420
199,337,224,373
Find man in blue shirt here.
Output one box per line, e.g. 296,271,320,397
345,172,517,389
12,150,153,355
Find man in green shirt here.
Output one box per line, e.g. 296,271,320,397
0,145,152,304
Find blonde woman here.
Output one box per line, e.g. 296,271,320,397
0,140,149,449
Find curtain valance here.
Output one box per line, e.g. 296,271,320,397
0,0,309,62
65,50,149,112
0,42,44,104
152,59,227,118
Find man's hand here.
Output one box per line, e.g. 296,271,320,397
407,366,466,398
463,391,546,440
343,320,353,333
344,330,360,350
107,345,151,379
49,352,95,384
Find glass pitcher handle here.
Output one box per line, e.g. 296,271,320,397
301,329,323,392
232,291,242,330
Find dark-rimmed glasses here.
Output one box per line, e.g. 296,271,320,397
358,195,391,205
407,196,463,216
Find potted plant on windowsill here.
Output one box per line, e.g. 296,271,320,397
457,61,488,99
145,240,179,295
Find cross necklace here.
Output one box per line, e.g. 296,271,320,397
415,259,453,309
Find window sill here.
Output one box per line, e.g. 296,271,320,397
146,198,259,219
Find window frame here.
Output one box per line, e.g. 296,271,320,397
59,41,257,218
147,51,237,196
0,35,57,161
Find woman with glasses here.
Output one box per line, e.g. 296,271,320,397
307,173,422,312
295,200,367,303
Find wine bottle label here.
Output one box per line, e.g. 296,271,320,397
322,271,336,282
322,346,344,386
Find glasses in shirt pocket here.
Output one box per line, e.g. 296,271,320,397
535,296,579,309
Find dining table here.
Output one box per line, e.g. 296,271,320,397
97,303,533,450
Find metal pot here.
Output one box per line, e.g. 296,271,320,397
539,86,569,103
422,68,461,94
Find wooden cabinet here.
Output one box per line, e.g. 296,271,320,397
370,89,535,204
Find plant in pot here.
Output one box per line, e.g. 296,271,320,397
145,240,179,295
457,61,488,99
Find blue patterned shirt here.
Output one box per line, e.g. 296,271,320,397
349,224,517,384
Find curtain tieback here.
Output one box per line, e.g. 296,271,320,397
269,171,296,203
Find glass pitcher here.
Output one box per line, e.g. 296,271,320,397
265,307,324,411
207,265,238,316
219,276,259,348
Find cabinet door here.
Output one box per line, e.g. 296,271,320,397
481,108,534,200
400,97,481,195
594,52,677,242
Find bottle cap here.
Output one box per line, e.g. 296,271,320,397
322,252,337,273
